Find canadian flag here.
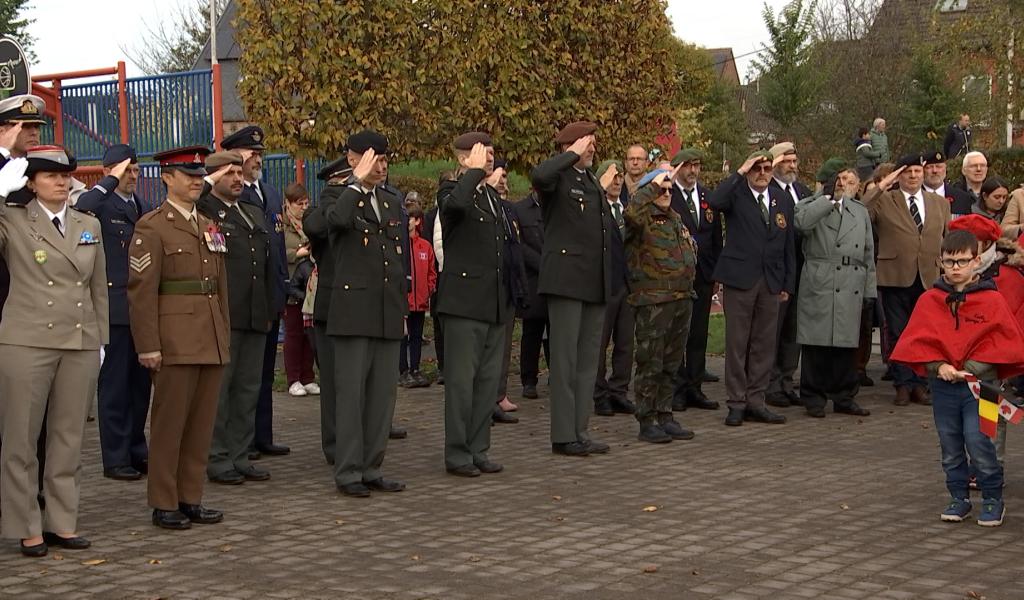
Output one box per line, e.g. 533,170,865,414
999,399,1024,425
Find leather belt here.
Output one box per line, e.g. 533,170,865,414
159,280,218,295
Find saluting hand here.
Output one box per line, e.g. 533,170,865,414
0,122,22,153
567,135,593,158
353,148,378,184
207,163,233,185
238,148,255,164
877,165,906,192
466,143,489,171
737,155,764,176
110,158,132,181
0,157,28,197
485,166,505,188
599,163,619,191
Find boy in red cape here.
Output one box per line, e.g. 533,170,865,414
891,230,1024,527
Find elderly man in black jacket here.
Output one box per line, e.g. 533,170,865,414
530,121,613,457
710,150,796,427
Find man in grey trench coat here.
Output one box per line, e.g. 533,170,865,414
794,159,876,418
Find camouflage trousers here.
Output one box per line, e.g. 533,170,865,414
633,298,692,424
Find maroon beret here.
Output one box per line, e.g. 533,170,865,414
453,131,492,151
554,121,598,144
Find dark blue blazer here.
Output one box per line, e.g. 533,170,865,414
75,175,149,326
670,182,722,282
242,179,288,314
708,173,796,295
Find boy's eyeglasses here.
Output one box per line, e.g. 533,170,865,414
940,258,974,268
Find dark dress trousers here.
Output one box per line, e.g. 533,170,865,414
513,193,548,387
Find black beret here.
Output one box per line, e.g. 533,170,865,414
25,145,76,176
924,151,946,165
317,156,352,181
493,158,507,171
453,131,492,150
221,125,266,150
555,121,598,144
896,153,925,169
347,129,390,154
102,144,137,167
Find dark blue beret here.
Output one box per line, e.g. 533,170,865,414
102,144,137,166
346,129,389,154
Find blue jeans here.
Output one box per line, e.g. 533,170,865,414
930,378,1003,500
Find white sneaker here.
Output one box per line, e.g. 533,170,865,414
288,382,308,397
303,382,321,395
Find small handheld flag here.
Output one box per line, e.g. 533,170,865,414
963,374,1022,439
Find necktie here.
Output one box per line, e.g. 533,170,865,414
125,197,139,221
684,188,698,224
908,196,923,232
232,204,254,229
251,181,265,207
51,216,63,237
188,214,198,234
369,189,381,221
757,193,769,226
611,201,624,231
786,184,795,202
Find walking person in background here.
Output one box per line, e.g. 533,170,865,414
282,182,319,398
854,128,881,182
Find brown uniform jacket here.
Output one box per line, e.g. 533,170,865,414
863,187,949,288
0,199,109,349
127,201,230,365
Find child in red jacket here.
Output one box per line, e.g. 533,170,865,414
401,202,437,387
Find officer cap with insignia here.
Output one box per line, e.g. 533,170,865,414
453,131,492,150
554,121,598,144
102,143,138,167
221,125,266,151
815,157,851,183
671,148,704,167
0,94,46,125
924,151,946,165
317,156,353,181
205,151,244,170
153,145,211,176
25,145,77,177
347,129,390,154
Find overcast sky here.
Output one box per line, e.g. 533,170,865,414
28,0,792,81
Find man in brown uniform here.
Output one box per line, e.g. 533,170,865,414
128,145,231,530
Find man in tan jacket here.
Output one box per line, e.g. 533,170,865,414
862,153,950,406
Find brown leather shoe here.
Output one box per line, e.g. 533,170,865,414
911,386,932,406
894,387,911,406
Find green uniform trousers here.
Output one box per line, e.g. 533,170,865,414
633,299,692,424
207,329,266,477
546,297,605,444
314,322,336,463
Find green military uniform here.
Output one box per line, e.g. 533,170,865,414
196,156,273,481
436,155,512,473
623,182,697,433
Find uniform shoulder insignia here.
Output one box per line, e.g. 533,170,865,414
5,202,25,207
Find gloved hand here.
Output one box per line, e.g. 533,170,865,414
0,157,27,198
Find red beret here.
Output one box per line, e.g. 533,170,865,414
949,214,1002,243
555,121,597,144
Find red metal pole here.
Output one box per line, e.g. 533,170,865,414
295,158,305,184
53,79,63,147
212,63,224,149
117,62,129,144
32,66,118,82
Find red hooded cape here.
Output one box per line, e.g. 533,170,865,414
890,286,1024,380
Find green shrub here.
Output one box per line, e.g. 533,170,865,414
989,148,1024,186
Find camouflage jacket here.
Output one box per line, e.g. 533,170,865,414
623,184,697,306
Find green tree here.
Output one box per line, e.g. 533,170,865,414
699,78,750,172
750,0,821,131
899,51,960,151
0,0,35,62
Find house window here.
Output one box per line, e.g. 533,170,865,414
936,0,968,12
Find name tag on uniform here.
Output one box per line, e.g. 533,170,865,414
110,218,128,225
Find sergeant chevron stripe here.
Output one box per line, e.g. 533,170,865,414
130,252,152,273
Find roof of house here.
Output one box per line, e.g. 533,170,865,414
194,0,242,67
705,48,740,85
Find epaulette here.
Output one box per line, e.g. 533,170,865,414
5,202,24,207
69,205,96,216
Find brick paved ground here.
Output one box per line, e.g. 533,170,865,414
1,356,1022,599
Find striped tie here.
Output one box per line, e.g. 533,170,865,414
908,196,923,233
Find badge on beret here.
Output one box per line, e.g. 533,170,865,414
34,250,46,264
775,213,787,229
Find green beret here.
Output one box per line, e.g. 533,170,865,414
815,157,850,183
746,149,773,164
595,159,623,180
671,148,703,166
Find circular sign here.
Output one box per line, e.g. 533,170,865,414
0,38,30,99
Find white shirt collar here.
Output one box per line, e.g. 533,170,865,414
675,180,696,195
749,185,769,200
925,183,946,197
39,202,68,230
901,188,922,202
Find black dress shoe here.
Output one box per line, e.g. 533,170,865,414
584,440,610,454
178,504,224,524
256,443,290,456
389,426,408,439
20,540,47,557
364,477,406,492
337,482,371,497
671,391,688,412
659,419,695,440
725,407,745,426
784,390,803,406
686,390,720,410
447,464,482,477
805,406,827,418
593,398,615,417
835,403,871,417
638,423,672,444
43,532,92,549
133,459,149,475
702,370,720,382
238,465,271,481
881,369,894,381
474,460,504,474
493,407,519,424
858,373,874,387
437,374,445,385
551,442,589,456
247,450,262,461
522,384,539,399
745,406,787,424
765,392,790,408
104,465,142,481
609,397,636,414
209,470,245,485
152,509,191,530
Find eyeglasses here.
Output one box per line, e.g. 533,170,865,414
940,258,975,268
750,165,773,174
658,187,672,196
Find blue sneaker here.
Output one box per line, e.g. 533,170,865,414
978,499,1005,527
940,497,972,522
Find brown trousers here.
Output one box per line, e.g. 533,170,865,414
723,279,782,411
0,345,98,539
148,364,223,511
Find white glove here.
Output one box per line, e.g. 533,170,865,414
0,157,28,198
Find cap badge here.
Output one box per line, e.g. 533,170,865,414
252,131,262,142
20,100,38,115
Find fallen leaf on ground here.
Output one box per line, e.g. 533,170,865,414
966,592,986,600
643,565,658,573
219,544,232,553
334,519,345,525
552,495,562,501
691,569,700,576
839,503,850,510
81,559,106,566
147,559,161,565
286,418,297,422
468,556,481,563
642,505,659,512
51,553,63,561
411,555,420,561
